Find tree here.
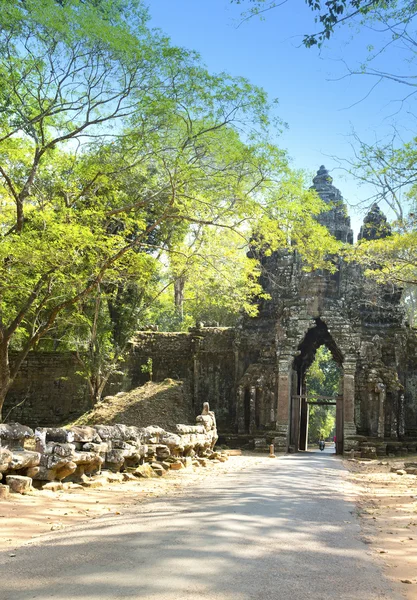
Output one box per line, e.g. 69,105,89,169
305,346,340,443
335,134,417,288
0,1,340,418
145,227,267,330
233,0,407,47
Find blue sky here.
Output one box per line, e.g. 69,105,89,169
146,0,410,235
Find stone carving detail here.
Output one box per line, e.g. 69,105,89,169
311,165,354,244
358,203,391,241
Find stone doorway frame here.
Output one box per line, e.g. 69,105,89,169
282,318,356,455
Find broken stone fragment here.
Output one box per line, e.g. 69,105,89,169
122,472,137,482
0,423,34,445
10,450,40,471
81,475,107,488
175,424,205,435
35,427,74,445
105,449,128,472
151,462,165,476
155,445,170,460
52,443,75,458
55,461,77,481
159,432,184,453
69,426,101,443
42,481,64,492
101,470,123,483
6,475,32,494
82,442,108,454
139,426,166,444
0,447,13,473
0,484,10,499
25,466,40,479
33,460,77,482
113,424,140,442
72,451,101,466
93,424,117,440
134,463,158,478
170,462,184,470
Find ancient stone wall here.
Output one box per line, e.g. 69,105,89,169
4,353,90,428
128,329,236,431
4,329,236,432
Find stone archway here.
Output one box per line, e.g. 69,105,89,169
289,318,346,454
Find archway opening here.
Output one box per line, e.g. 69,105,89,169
290,318,344,454
305,347,341,450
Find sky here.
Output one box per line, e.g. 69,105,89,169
145,0,412,236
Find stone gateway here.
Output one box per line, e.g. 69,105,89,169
5,167,417,456
131,167,417,456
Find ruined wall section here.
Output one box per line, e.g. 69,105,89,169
129,332,193,388
127,329,236,432
4,353,90,428
4,329,237,432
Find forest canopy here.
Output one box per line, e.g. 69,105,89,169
0,0,340,415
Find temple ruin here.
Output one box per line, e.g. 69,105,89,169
5,167,417,456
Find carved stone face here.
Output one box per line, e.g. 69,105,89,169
202,402,210,415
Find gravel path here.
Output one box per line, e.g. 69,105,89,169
0,452,403,599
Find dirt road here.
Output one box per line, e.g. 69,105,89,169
0,452,403,600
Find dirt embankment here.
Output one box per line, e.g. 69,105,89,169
72,379,194,431
347,456,417,600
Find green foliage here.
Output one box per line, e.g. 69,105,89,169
306,346,340,442
0,0,343,412
140,357,153,380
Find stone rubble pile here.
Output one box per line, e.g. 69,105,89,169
0,402,226,499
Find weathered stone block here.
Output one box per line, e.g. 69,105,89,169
134,463,158,478
70,426,101,443
6,475,32,494
0,484,10,499
0,447,13,473
10,450,40,471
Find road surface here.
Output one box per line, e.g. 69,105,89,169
0,452,402,599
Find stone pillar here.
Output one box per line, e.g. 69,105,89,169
390,393,399,439
193,354,199,408
375,382,386,439
249,386,256,434
343,359,357,451
398,393,405,439
236,386,245,433
274,357,292,452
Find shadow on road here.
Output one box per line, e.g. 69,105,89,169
0,453,402,600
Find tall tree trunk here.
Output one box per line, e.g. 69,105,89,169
0,337,12,421
174,276,186,321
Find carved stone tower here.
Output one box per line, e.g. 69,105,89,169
233,167,409,454
312,165,354,244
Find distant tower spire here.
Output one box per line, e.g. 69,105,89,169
358,203,391,241
311,166,354,244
